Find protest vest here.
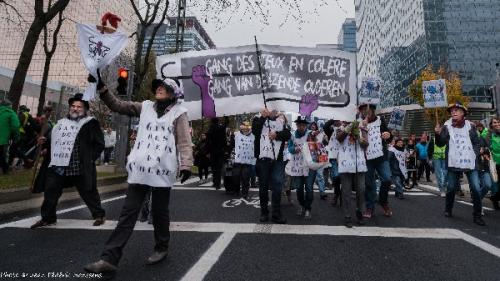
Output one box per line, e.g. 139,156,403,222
234,132,256,165
49,116,93,167
285,132,309,176
366,117,384,160
259,118,284,160
490,133,500,165
327,128,340,159
389,146,408,179
126,101,187,187
445,119,476,170
338,137,367,174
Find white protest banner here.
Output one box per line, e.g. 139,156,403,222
388,108,406,130
77,23,129,100
156,45,357,121
423,79,447,108
359,77,382,105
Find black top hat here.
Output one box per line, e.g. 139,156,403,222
68,93,90,110
294,116,309,124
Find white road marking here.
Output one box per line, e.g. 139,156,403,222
180,232,236,281
457,200,494,211
174,177,201,186
4,219,500,259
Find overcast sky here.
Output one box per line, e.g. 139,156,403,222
183,0,355,48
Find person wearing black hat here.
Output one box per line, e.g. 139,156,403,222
30,93,106,229
358,103,393,218
435,102,485,226
84,70,193,278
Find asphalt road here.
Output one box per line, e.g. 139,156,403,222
1,178,499,281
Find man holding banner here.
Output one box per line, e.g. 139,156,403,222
252,108,291,224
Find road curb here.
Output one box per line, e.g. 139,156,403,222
0,175,127,205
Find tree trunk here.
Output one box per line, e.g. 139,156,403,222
132,28,147,101
38,53,53,115
8,20,44,110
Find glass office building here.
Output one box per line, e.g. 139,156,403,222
338,18,357,53
141,17,216,57
356,0,500,109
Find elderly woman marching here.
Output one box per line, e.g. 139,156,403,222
84,71,193,278
435,102,485,226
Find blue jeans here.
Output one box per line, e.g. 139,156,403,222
446,170,482,217
257,159,285,216
392,175,404,195
365,157,392,209
315,167,326,193
433,159,447,193
479,171,492,199
293,170,316,210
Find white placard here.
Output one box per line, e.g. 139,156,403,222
423,79,447,108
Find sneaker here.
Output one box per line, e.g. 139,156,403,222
84,260,117,277
344,217,353,228
304,210,312,220
296,206,305,216
30,220,56,229
381,204,393,217
362,208,373,219
473,216,486,226
93,217,106,226
440,192,446,198
146,250,168,265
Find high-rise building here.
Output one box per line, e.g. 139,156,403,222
141,17,216,57
337,18,356,53
0,1,138,90
356,0,500,112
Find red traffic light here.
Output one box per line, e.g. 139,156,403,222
118,67,128,79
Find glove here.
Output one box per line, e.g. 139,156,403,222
87,69,106,91
179,170,191,183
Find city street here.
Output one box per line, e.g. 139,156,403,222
1,178,500,281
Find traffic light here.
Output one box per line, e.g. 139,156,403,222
117,67,128,95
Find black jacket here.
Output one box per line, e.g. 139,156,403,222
33,118,105,193
435,121,480,171
252,116,291,161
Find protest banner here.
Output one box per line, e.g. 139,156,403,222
156,44,357,121
359,77,382,105
423,79,447,108
388,108,406,130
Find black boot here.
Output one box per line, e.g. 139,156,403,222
271,206,287,224
259,208,269,222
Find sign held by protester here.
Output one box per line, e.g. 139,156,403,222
388,108,406,130
156,45,357,121
359,77,382,105
423,79,447,108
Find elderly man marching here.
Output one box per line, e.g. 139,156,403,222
30,93,106,229
84,71,193,278
435,102,485,226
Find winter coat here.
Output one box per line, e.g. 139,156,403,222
252,116,291,162
0,105,20,145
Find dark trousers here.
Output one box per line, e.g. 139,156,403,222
0,145,8,174
232,163,251,196
211,155,224,187
257,158,284,217
101,184,171,266
418,159,431,181
198,164,209,180
103,147,114,163
41,169,105,222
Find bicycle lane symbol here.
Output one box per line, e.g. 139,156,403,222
222,196,263,209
